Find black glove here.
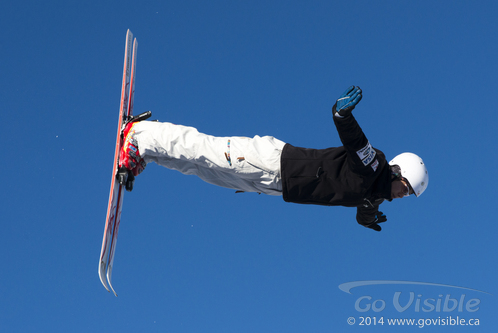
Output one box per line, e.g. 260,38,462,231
363,212,387,232
332,86,362,117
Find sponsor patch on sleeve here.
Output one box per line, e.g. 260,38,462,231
356,141,376,166
371,159,379,172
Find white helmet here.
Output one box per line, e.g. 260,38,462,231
389,153,429,197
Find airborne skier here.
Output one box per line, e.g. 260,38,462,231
119,86,429,231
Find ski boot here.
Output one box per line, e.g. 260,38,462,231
118,111,152,191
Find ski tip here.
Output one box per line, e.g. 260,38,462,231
99,278,111,293
107,264,119,297
99,262,111,292
109,282,118,297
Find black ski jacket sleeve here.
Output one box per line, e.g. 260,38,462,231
332,114,378,177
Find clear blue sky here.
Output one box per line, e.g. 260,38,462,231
2,0,497,332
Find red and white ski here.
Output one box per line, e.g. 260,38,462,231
99,30,137,296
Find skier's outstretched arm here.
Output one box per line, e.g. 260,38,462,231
332,86,378,177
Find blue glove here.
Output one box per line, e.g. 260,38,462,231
363,211,387,232
333,86,362,117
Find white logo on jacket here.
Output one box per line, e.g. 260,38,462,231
356,141,376,166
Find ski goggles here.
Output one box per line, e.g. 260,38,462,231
400,178,414,197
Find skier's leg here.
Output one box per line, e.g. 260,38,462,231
133,121,285,195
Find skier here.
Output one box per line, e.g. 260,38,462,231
118,86,428,231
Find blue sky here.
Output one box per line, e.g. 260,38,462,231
2,0,497,332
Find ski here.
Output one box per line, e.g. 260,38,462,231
99,30,136,296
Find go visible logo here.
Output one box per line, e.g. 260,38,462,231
339,280,490,314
